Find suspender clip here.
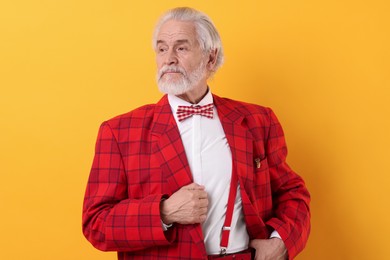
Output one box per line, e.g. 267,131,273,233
220,247,227,255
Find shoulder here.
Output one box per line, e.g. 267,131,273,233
214,95,283,141
102,103,157,131
214,95,273,121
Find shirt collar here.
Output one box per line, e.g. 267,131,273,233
168,88,214,116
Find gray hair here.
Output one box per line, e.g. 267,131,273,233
153,7,224,73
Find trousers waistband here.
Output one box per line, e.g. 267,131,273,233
207,248,254,259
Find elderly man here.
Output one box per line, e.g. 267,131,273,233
83,7,310,260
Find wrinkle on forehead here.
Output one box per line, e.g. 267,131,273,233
156,20,198,46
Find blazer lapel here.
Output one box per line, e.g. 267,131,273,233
150,95,207,257
213,95,255,190
150,95,193,193
214,95,269,239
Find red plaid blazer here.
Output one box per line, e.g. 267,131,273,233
82,94,310,260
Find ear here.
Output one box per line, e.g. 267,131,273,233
206,48,218,71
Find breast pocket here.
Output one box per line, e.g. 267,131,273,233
253,156,268,172
253,157,272,216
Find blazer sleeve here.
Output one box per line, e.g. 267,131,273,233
82,122,175,252
264,109,311,259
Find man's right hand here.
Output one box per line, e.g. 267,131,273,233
160,183,209,225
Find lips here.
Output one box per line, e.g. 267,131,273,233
161,70,183,79
164,71,180,75
158,66,186,80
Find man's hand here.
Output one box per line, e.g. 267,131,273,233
249,238,287,260
160,183,208,225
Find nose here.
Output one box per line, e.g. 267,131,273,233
164,49,178,66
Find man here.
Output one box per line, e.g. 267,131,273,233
83,7,310,260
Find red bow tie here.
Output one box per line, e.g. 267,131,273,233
176,103,214,122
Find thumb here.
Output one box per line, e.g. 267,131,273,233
249,240,256,248
249,239,265,248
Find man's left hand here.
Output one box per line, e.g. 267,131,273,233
249,238,287,260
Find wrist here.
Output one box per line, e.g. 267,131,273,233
160,198,174,225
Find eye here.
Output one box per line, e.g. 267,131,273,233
157,46,167,53
177,46,187,52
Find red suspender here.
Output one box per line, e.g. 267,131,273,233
219,168,239,255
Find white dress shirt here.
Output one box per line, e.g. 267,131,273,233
167,90,281,254
168,91,249,254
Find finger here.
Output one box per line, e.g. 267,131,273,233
199,214,207,223
193,190,208,199
249,239,263,248
197,198,209,208
183,183,205,190
182,183,198,189
197,200,208,209
198,207,208,216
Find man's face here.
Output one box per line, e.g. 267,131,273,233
155,20,209,95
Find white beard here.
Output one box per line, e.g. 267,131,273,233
157,61,206,95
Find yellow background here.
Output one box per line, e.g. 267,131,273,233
1,0,389,259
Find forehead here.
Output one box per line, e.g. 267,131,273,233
157,20,198,45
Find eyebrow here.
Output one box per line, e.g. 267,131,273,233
156,39,191,45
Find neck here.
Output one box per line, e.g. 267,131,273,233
176,83,208,104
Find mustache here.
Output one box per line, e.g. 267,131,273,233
158,65,186,80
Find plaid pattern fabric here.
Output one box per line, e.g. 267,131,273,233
176,103,214,122
82,94,311,260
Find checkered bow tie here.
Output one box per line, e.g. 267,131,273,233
176,103,214,122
